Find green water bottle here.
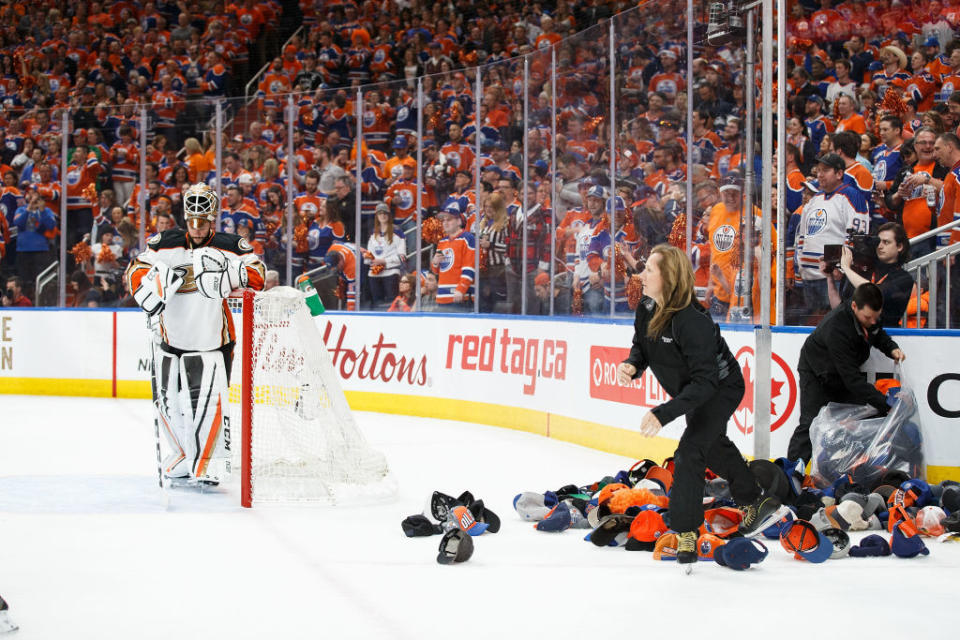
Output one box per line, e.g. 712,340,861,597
297,274,325,316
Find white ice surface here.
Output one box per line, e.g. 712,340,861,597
0,395,955,639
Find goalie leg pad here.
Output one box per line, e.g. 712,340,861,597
179,350,230,481
153,349,192,478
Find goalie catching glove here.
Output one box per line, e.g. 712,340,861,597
133,261,183,316
193,246,248,298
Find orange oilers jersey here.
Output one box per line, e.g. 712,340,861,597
432,230,476,304
939,163,960,246
836,112,867,135
440,142,475,172
125,229,265,351
109,141,139,182
707,201,761,304
900,161,938,239
65,152,102,210
326,242,358,310
258,72,292,106
648,71,685,99
294,192,325,219
384,179,418,221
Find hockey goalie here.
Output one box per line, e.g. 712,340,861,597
125,183,265,485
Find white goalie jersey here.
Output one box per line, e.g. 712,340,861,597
125,229,266,351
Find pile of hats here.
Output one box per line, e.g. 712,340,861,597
401,490,501,565
512,458,768,570
756,461,960,562
513,455,960,570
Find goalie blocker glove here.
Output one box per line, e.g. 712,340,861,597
193,247,248,299
133,261,184,316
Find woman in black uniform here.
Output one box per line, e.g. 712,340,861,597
616,245,781,568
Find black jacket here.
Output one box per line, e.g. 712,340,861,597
799,301,899,412
624,297,740,426
840,261,914,328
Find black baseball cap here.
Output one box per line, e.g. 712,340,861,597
437,528,474,564
817,153,845,173
402,514,442,538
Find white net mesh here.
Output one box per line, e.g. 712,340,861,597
228,287,395,504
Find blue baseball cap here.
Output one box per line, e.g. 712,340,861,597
714,538,769,570
891,523,930,558
392,135,408,148
849,534,891,557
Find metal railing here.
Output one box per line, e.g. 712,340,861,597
244,25,305,107
903,222,960,328
35,261,59,308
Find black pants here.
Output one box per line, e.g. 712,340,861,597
669,369,761,533
787,367,862,463
369,273,399,309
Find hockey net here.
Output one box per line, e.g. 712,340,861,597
226,286,394,507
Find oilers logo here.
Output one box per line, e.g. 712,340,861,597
872,160,887,181
713,224,737,252
395,188,414,210
654,79,678,95
436,247,455,272
373,49,386,63
66,169,82,186
806,208,827,235
363,110,376,127
446,151,461,168
269,79,285,93
240,13,253,25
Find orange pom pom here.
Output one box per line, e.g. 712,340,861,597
668,213,687,248
82,183,98,203
70,241,93,263
293,224,309,253
571,286,583,316
421,216,444,245
478,246,488,272
627,274,643,309
336,278,347,300
614,243,626,280
96,244,116,264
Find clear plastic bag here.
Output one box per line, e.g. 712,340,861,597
809,372,925,488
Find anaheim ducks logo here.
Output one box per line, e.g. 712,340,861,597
238,238,252,251
147,233,161,246
174,264,198,293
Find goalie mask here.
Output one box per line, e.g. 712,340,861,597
183,183,220,228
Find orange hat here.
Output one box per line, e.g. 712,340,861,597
596,482,629,506
875,378,901,395
697,533,727,561
652,532,679,561
625,509,668,551
607,487,669,514
644,466,674,494
699,507,743,538
534,272,549,287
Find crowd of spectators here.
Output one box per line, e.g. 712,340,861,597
0,0,958,328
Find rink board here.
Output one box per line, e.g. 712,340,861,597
1,307,958,481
